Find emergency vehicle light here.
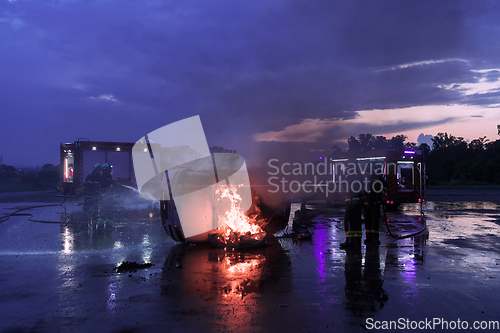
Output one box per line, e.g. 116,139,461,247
404,150,415,154
92,147,97,150
356,157,385,161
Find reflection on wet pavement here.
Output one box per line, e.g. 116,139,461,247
161,241,293,332
0,196,500,332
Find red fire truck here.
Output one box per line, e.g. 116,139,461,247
59,140,136,196
383,149,426,209
329,149,426,209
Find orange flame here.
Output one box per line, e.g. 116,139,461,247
216,185,262,236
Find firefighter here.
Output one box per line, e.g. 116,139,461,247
363,171,387,246
99,163,115,218
83,163,102,219
340,173,364,250
100,163,113,191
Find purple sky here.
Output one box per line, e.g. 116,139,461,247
1,0,500,167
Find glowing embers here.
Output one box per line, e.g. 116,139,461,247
208,185,267,248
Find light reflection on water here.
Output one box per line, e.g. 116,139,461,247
389,200,500,299
107,282,117,311
62,226,74,254
426,201,499,211
161,242,290,332
141,234,153,263
295,197,500,319
57,209,161,254
52,198,500,328
313,226,328,285
423,201,500,254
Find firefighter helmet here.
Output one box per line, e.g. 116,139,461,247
93,163,101,170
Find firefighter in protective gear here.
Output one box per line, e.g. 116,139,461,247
100,163,115,218
83,163,102,219
363,171,387,246
100,163,113,192
340,173,364,250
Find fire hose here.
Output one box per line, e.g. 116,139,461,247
0,198,67,224
382,203,427,239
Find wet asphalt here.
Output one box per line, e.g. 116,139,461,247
0,189,499,333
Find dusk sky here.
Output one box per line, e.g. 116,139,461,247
2,0,500,167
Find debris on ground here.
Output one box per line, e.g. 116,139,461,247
208,225,268,248
274,209,313,240
115,261,154,273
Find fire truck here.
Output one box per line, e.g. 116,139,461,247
59,140,136,196
383,149,426,209
329,149,426,209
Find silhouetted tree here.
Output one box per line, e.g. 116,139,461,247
347,136,362,152
427,133,500,185
38,163,59,185
372,135,388,150
388,135,407,151
348,133,413,153
469,136,489,151
331,144,342,153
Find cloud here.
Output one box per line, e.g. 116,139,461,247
2,0,500,166
89,94,119,103
438,79,500,96
254,104,499,144
0,16,24,30
378,58,469,72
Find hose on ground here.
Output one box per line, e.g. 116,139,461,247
0,198,67,224
382,203,427,239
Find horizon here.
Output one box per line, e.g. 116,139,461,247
2,129,494,169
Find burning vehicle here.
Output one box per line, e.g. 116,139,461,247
132,116,290,246
156,153,272,247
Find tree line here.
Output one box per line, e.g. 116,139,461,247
336,132,500,186
426,133,500,185
0,164,59,192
